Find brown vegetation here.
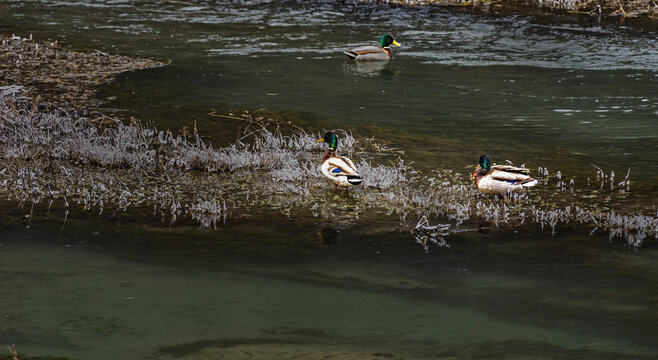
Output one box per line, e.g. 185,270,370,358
0,34,165,107
356,0,657,18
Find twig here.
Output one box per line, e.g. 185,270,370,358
591,164,604,176
112,172,130,191
8,344,19,360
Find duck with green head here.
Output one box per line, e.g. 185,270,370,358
344,34,401,61
472,155,538,195
316,132,363,192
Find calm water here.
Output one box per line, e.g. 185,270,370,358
1,212,657,360
1,0,657,359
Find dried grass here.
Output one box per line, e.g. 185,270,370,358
0,34,165,107
7,345,19,360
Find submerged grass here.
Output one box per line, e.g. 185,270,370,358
0,89,656,248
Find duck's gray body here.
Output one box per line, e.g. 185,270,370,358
344,45,393,61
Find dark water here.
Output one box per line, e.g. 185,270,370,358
0,0,657,359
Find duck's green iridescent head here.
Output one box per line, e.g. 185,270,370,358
317,131,338,150
479,155,492,172
380,34,401,48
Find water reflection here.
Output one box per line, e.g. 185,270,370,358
343,60,401,78
320,223,338,246
1,219,657,360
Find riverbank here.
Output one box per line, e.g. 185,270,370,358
356,0,657,17
355,0,657,30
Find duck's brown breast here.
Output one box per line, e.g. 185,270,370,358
472,167,487,186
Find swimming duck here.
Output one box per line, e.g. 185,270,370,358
472,155,538,195
344,34,401,61
316,132,363,191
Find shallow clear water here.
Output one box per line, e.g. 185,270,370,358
2,215,657,359
0,0,657,359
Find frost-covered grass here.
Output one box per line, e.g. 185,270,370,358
0,91,392,226
1,91,656,247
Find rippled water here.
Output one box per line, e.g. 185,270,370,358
0,0,657,359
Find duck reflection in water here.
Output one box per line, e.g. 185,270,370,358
313,203,360,247
320,223,338,246
346,61,401,78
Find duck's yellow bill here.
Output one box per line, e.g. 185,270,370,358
392,40,401,47
316,138,325,142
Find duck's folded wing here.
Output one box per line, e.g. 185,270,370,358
339,156,359,172
327,157,360,176
346,45,383,55
490,169,532,182
492,165,530,174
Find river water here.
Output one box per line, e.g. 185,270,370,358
0,0,657,359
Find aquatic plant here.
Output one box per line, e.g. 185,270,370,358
188,197,229,230
1,90,656,248
6,344,19,360
412,215,451,252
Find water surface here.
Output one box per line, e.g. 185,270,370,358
2,0,657,179
1,214,657,359
0,0,657,359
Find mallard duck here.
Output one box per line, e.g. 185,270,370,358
316,132,363,191
344,34,401,61
472,155,538,195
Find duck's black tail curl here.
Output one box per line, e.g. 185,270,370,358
347,175,363,186
344,50,357,60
